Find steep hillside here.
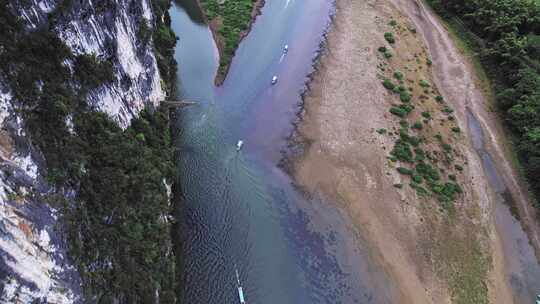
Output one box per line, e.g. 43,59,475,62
0,0,177,302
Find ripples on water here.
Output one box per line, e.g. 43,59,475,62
171,0,398,303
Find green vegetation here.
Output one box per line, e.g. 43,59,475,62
384,32,396,44
200,0,258,75
419,79,431,88
378,46,393,58
412,174,424,183
400,91,412,102
390,104,413,118
391,140,414,162
414,148,426,161
412,121,423,130
0,1,177,302
397,167,414,175
74,54,114,89
150,0,178,93
378,18,487,304
426,0,540,214
377,19,464,208
382,78,396,90
442,106,454,114
442,143,453,153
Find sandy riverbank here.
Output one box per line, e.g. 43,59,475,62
291,0,527,302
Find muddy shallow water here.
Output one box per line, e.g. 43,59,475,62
170,0,399,303
467,110,540,303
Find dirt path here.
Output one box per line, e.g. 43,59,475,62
291,0,529,302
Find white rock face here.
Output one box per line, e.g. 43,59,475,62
1,0,168,302
0,84,81,303
56,0,165,128
0,199,78,304
17,0,165,128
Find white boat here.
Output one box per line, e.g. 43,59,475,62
236,140,244,151
236,268,246,303
283,44,289,53
271,75,278,85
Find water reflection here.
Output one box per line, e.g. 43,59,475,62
173,0,207,24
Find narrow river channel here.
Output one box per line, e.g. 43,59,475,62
467,110,540,303
170,0,398,303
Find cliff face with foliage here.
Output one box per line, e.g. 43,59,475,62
0,0,177,303
12,0,166,127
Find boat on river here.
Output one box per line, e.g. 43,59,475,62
271,75,278,85
236,268,246,303
236,140,244,151
283,44,289,53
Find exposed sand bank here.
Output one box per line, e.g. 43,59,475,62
291,0,526,302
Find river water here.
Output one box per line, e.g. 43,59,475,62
170,0,398,303
467,110,540,303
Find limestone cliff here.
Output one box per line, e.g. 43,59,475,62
0,0,169,302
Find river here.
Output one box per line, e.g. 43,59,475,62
467,110,540,303
170,0,399,303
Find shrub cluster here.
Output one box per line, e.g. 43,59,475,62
384,32,396,44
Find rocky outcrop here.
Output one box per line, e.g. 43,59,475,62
0,82,82,304
13,0,165,128
0,0,167,302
